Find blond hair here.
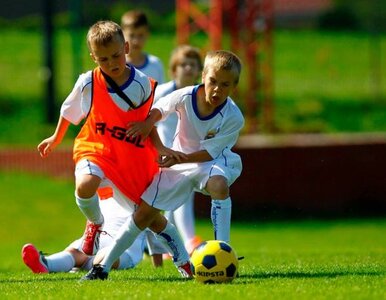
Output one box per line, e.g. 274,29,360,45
169,45,203,73
203,50,242,84
86,20,125,50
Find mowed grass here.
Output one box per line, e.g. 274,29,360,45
0,171,385,299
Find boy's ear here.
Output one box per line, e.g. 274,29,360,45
124,41,130,54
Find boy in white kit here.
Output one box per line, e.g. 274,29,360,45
22,189,146,273
82,50,244,281
121,10,165,84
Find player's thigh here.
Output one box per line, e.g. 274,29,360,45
142,168,195,211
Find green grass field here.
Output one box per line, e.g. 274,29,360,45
0,172,385,299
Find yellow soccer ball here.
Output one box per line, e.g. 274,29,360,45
190,240,239,283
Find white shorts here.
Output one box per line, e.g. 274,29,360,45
75,159,136,212
141,156,242,211
74,159,166,256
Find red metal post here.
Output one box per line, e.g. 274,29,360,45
176,0,190,45
175,0,274,133
209,0,223,50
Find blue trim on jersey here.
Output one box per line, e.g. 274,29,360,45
221,147,228,166
151,170,164,207
81,80,92,93
192,84,228,120
172,80,177,92
107,64,135,93
133,54,149,70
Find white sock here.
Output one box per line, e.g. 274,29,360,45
75,193,104,224
45,251,75,273
157,221,190,266
172,193,195,243
117,231,146,269
211,197,232,243
100,217,142,271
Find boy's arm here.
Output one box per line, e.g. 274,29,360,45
37,116,70,158
159,149,212,168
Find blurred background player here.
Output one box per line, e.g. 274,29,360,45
156,45,203,254
121,10,165,84
22,188,146,273
120,9,167,266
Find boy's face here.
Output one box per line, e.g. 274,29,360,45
174,57,201,85
122,26,148,54
90,37,129,79
202,67,237,108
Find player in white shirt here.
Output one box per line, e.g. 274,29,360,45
155,45,204,254
83,50,244,281
22,187,146,273
121,10,165,84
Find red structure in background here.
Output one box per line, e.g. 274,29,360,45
175,0,274,133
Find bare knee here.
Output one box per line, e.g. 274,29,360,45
75,175,101,198
133,202,160,230
206,176,229,199
65,247,88,267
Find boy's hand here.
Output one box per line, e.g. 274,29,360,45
37,136,58,158
158,147,187,167
158,155,177,168
126,121,152,142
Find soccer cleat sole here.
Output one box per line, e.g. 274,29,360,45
22,244,49,274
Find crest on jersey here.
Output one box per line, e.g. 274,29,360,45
205,128,220,140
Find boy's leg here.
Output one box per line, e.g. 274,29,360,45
150,214,192,278
81,203,156,280
206,175,232,243
75,164,104,255
145,230,166,267
22,244,77,273
170,192,201,253
75,174,104,224
211,197,232,242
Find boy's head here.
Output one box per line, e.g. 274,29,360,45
203,50,242,85
120,10,149,53
87,20,125,52
169,45,203,86
201,50,242,108
86,21,129,78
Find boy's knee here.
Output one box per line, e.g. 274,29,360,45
75,184,95,199
75,176,100,198
206,176,229,199
65,248,88,267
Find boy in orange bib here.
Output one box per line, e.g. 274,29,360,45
37,20,191,278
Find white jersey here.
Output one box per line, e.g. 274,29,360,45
154,80,178,147
153,84,244,160
131,54,165,84
142,84,244,211
60,66,152,125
